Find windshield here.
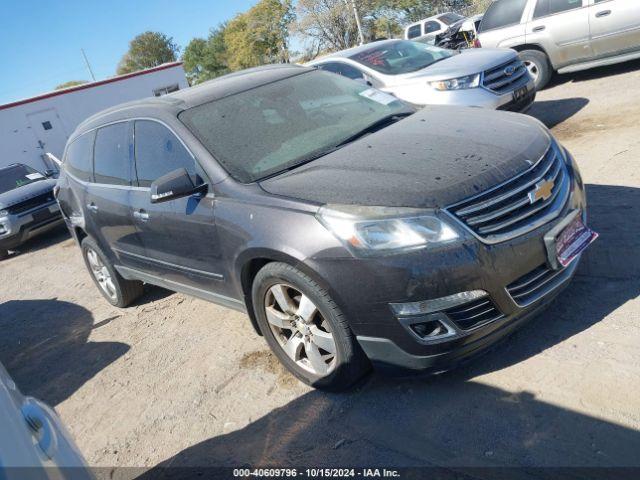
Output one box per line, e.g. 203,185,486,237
438,13,464,25
349,41,454,75
179,70,412,183
0,164,45,194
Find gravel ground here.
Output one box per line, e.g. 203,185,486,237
1,60,639,472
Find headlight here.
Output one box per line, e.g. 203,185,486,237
317,205,459,257
429,73,480,91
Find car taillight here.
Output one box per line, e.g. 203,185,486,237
473,38,482,48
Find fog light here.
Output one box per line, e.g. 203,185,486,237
402,312,457,342
390,290,488,316
0,224,6,235
412,320,447,338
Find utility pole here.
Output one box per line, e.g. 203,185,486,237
344,0,365,45
81,48,96,81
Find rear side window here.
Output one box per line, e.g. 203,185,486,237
407,24,421,39
65,131,95,182
479,0,528,31
534,0,582,18
93,122,132,186
134,120,197,187
319,62,364,80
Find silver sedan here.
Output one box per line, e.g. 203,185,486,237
307,39,536,112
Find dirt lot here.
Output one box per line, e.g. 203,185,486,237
1,60,640,472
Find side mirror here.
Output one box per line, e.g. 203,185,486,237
44,169,57,178
150,168,207,204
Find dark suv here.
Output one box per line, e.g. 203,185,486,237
57,65,595,390
0,163,62,259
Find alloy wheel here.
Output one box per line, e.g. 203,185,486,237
264,283,337,376
86,248,117,301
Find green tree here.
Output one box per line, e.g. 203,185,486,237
55,80,89,90
224,0,294,71
182,25,229,84
294,0,364,52
117,31,179,75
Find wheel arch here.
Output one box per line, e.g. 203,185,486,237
237,249,339,337
512,43,556,69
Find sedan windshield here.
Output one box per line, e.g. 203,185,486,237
0,165,45,194
179,70,412,183
438,13,464,25
349,41,454,75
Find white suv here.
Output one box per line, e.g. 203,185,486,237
477,0,640,89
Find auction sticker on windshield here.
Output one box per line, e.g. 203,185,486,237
359,88,397,105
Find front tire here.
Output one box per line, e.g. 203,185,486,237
252,262,370,391
519,49,552,90
81,237,143,307
0,249,8,260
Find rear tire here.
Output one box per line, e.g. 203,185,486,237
519,49,552,90
81,237,143,307
0,249,8,260
251,262,370,391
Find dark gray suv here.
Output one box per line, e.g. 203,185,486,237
57,65,596,390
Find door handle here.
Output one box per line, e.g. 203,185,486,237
596,10,611,18
133,209,149,222
87,203,98,213
532,25,546,32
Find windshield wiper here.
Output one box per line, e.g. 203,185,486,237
334,112,413,148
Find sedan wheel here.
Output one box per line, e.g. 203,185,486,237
264,283,337,376
86,247,118,302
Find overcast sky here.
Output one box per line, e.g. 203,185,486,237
0,0,260,105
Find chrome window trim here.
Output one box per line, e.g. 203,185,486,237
63,117,204,192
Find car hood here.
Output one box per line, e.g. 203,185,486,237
387,48,515,83
259,106,551,209
0,180,55,210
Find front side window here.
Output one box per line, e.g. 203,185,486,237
65,131,95,182
479,0,528,31
179,70,411,183
349,40,454,75
0,164,46,194
424,21,441,34
534,0,583,18
93,122,132,186
134,120,197,188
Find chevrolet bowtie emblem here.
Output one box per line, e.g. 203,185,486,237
528,179,555,204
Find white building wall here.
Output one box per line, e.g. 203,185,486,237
0,64,188,171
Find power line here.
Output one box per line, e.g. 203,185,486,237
81,48,96,81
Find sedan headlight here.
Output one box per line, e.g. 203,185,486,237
429,73,480,91
317,205,459,257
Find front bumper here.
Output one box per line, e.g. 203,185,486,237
403,76,536,112
307,153,588,371
0,202,63,250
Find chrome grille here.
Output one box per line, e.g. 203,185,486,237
447,146,570,243
507,261,577,307
445,297,503,331
483,58,529,94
